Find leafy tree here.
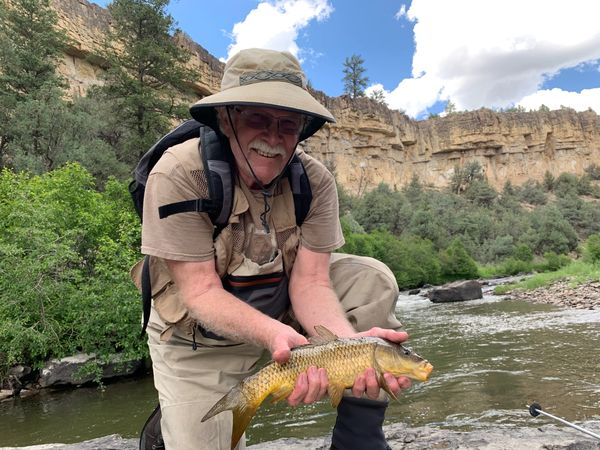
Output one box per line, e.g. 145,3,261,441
0,165,144,378
525,205,578,255
543,170,555,191
518,180,547,205
444,100,457,115
583,233,600,263
554,172,579,197
0,0,69,167
464,179,497,206
96,0,195,164
342,54,369,99
439,238,479,280
584,164,600,180
353,183,408,234
450,160,484,194
369,88,387,105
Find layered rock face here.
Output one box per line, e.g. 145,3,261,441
51,0,600,194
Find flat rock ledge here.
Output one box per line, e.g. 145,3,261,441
3,422,599,450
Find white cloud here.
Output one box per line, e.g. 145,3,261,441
225,0,333,61
394,4,407,21
518,87,600,113
389,0,600,117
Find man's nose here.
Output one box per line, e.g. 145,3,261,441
263,121,284,144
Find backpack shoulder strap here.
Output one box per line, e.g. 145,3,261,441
156,127,234,234
129,120,202,219
286,153,313,226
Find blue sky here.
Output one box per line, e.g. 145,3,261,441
90,0,600,119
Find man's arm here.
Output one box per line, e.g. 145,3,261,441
287,245,412,405
165,259,308,360
288,245,356,337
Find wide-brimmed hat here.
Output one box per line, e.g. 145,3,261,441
190,48,335,141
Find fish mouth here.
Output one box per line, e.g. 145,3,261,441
413,362,434,381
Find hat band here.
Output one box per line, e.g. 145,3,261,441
239,71,303,88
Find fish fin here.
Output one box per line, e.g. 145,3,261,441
270,384,294,403
327,382,346,408
379,373,398,401
312,325,338,343
201,385,258,450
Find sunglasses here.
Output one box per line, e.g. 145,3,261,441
233,107,305,136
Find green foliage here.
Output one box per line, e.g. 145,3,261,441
525,205,578,255
518,180,547,205
479,258,533,278
450,161,484,194
352,183,409,234
464,179,497,206
584,164,600,180
554,172,579,197
439,238,479,280
583,233,600,264
341,231,441,289
368,88,387,105
0,0,69,165
513,244,534,262
96,0,195,164
0,165,144,379
537,252,571,272
543,171,555,191
342,54,369,99
444,100,457,115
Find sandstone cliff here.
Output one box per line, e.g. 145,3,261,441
51,0,600,194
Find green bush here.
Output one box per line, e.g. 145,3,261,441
0,165,144,379
583,233,600,263
513,244,534,262
439,238,479,281
536,252,572,272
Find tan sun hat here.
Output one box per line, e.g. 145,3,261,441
190,48,335,141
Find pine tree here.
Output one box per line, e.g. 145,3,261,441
96,0,195,163
342,54,369,99
369,88,387,105
0,0,70,168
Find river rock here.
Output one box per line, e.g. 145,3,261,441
426,280,483,303
38,354,142,388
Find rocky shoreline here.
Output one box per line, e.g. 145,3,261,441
506,279,600,310
3,421,600,449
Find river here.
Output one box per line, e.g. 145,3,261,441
1,285,599,447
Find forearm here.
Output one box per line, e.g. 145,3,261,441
186,286,288,347
289,270,355,338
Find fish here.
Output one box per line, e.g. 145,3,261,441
201,325,434,449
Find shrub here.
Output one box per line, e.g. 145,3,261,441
536,252,571,272
583,233,600,263
0,165,144,379
439,238,479,281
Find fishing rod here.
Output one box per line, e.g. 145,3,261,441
527,402,600,441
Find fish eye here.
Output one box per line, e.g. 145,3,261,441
401,346,412,355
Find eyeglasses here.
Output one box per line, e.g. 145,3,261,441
233,107,305,136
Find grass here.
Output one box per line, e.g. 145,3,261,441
492,260,600,294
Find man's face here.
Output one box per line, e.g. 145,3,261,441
220,106,304,187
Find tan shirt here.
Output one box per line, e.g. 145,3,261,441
141,138,344,264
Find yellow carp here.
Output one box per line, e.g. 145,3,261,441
201,325,433,449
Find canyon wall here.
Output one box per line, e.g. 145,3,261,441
51,0,600,194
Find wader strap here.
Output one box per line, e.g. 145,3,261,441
141,255,152,337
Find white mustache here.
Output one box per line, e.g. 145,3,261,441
249,140,287,157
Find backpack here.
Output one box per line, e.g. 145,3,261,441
128,120,313,334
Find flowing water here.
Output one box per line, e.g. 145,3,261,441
1,283,599,447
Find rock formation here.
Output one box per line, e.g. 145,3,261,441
51,0,600,195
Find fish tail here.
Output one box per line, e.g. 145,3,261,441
201,385,258,450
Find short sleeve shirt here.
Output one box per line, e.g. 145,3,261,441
141,138,345,262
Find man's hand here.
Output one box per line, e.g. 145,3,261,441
351,327,412,399
287,366,329,406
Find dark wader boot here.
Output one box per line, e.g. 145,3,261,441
139,404,165,450
330,397,391,450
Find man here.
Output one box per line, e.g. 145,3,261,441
139,48,411,449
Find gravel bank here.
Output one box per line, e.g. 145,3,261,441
507,279,600,310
